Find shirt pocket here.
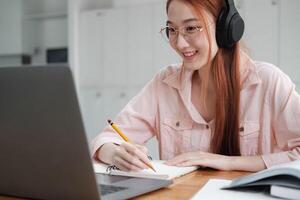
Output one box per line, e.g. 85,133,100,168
160,117,193,159
239,121,260,156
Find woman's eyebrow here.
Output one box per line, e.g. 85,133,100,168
166,18,199,25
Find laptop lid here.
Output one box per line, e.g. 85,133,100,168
0,66,173,200
0,66,100,200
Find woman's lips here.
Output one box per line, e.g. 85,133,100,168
182,50,198,61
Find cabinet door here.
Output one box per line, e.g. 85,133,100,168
102,8,129,87
279,0,300,85
79,8,128,88
79,87,130,141
242,0,279,65
79,11,104,87
78,88,105,142
127,4,153,87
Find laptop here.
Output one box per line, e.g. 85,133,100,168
0,66,172,200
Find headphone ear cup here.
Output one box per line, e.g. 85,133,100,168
216,2,245,48
227,13,244,47
216,8,227,47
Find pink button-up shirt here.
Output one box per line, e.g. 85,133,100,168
92,58,300,168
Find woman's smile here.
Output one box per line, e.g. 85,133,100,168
182,50,198,61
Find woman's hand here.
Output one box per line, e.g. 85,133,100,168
97,142,151,172
164,151,232,171
164,151,266,172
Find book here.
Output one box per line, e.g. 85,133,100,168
270,185,300,200
223,159,300,190
93,160,198,180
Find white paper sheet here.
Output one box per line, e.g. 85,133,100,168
190,179,279,200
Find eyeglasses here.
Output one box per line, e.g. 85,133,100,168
159,25,203,43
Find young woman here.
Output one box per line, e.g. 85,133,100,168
92,0,300,172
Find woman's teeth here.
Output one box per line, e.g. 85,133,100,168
183,51,197,57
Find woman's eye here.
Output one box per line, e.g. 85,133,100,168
168,27,176,34
186,26,199,33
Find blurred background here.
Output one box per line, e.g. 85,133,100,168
0,0,299,158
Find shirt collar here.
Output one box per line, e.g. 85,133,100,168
241,57,262,89
162,63,194,91
163,64,205,124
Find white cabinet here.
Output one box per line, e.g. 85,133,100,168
79,2,179,88
127,4,153,87
79,9,128,87
79,11,105,87
79,9,130,140
102,9,129,87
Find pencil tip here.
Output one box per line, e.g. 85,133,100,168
107,119,111,124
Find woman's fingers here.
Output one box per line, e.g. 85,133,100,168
112,143,149,170
113,156,141,172
135,144,149,155
119,147,149,169
165,152,203,166
110,142,153,171
165,154,188,165
121,142,152,167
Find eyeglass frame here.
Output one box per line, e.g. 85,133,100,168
159,25,204,43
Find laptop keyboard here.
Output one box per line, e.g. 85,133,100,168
100,184,128,196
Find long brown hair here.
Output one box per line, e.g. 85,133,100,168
166,0,241,156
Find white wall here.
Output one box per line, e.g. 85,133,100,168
279,0,300,92
0,0,23,55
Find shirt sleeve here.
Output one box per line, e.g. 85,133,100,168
261,69,300,168
91,72,161,161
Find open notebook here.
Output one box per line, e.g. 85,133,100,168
93,160,198,180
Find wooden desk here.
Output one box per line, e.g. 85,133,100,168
134,169,250,200
0,169,250,200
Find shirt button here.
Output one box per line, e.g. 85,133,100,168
176,121,180,127
206,125,209,129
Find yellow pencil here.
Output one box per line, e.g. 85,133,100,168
107,119,156,172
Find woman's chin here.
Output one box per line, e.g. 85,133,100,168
183,62,203,71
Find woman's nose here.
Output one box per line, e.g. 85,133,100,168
175,33,190,49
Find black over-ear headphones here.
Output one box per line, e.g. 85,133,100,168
216,0,244,48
